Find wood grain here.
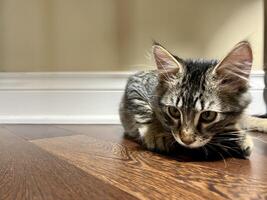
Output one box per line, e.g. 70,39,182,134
32,134,267,200
2,124,267,199
3,124,76,140
56,125,267,180
0,127,136,200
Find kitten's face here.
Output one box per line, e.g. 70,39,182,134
153,42,252,148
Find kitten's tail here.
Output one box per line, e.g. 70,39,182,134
240,115,267,133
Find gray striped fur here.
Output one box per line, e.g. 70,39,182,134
119,41,263,159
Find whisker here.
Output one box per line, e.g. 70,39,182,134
250,136,267,143
201,146,208,159
209,142,241,156
206,144,228,167
216,129,257,135
213,138,242,141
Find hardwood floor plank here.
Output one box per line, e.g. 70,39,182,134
0,127,137,200
56,125,125,142
3,125,76,140
32,134,267,200
56,125,267,180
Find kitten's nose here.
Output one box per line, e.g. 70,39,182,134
181,137,195,145
180,132,195,145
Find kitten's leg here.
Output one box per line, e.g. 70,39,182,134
239,115,267,133
235,123,254,158
139,124,173,153
238,134,254,158
225,132,254,158
216,127,254,158
119,91,153,139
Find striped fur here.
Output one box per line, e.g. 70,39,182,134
119,41,266,159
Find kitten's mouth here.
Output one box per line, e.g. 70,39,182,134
171,133,210,149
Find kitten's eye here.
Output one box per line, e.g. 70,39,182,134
168,107,181,119
200,111,217,123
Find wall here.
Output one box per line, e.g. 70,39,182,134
0,0,264,72
0,0,120,71
204,0,264,69
125,0,264,70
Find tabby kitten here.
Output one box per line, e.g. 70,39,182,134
119,41,267,158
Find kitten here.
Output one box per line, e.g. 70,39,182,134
119,41,267,158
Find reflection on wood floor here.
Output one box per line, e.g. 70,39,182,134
0,125,266,200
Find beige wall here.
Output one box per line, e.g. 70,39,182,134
126,0,264,71
0,0,120,71
204,0,264,69
0,0,264,72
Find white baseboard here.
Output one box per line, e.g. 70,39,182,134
0,71,265,124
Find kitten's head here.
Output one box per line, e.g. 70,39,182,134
153,41,252,148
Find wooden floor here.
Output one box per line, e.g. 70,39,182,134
0,125,266,200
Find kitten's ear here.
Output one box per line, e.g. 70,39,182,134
213,41,253,91
152,44,184,73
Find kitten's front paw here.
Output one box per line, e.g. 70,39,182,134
143,133,171,153
239,135,254,158
138,125,173,153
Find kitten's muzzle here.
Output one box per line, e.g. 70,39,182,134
179,132,196,145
